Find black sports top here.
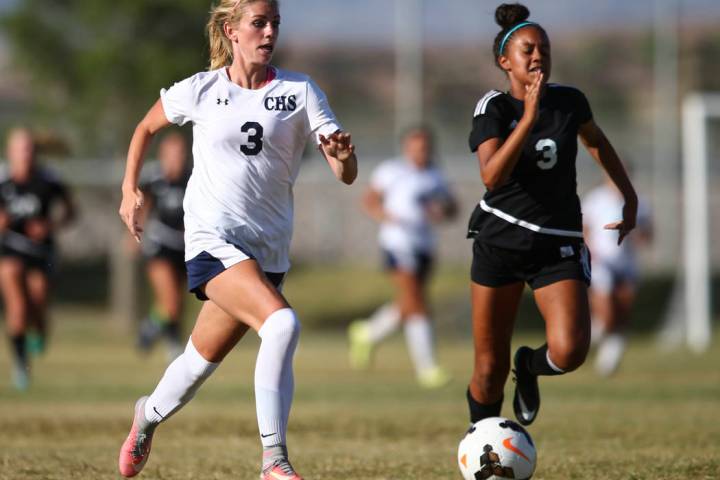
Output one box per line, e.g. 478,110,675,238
0,166,69,246
140,162,190,250
467,84,593,250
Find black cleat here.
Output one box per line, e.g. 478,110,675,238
137,317,162,353
512,346,540,426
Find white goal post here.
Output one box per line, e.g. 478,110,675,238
681,93,718,353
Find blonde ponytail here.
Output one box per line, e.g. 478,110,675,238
206,0,279,71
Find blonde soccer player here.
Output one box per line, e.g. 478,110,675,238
117,1,357,478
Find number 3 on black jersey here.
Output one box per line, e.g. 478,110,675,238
535,138,558,170
241,121,264,155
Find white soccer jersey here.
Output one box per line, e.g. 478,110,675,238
160,67,342,272
582,184,651,268
370,159,452,253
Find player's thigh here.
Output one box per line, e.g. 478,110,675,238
203,259,288,332
191,300,251,362
0,257,27,303
147,258,183,312
533,279,590,358
390,269,427,315
471,281,524,362
0,257,28,331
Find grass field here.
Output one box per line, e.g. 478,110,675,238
0,271,719,479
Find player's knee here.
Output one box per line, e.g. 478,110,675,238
5,302,29,327
550,338,589,372
259,308,301,347
182,339,220,382
165,304,182,321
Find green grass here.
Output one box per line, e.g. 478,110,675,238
1,303,719,479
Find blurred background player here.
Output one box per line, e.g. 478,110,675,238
0,127,76,390
465,3,637,427
348,125,457,388
135,131,191,362
583,173,653,376
117,1,357,478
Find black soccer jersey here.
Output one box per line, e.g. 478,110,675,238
140,163,190,250
467,84,593,250
0,166,69,245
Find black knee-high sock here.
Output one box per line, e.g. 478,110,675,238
10,334,28,366
467,388,503,423
527,344,564,376
163,321,181,343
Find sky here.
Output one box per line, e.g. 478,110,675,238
1,0,720,46
278,0,720,45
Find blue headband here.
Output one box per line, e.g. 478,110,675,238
499,21,537,55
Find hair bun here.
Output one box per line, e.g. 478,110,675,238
495,3,530,30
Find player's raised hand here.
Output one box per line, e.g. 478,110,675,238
319,132,355,162
119,188,145,243
604,201,637,245
523,72,544,123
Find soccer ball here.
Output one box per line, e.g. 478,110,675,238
457,417,536,480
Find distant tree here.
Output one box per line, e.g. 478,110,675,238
1,0,209,156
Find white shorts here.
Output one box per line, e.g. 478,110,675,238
591,260,638,294
184,227,286,300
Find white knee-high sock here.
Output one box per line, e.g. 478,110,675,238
404,313,437,374
144,338,219,424
255,308,300,448
366,303,401,343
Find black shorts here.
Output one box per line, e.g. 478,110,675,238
0,244,55,273
382,249,434,283
143,241,186,273
471,238,591,290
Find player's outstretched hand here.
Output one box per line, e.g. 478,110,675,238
119,188,145,243
319,132,355,162
604,202,637,245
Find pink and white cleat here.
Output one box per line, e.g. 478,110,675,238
118,396,157,477
261,458,304,480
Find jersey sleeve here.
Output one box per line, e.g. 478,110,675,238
468,92,507,153
572,88,593,125
43,170,71,205
369,162,395,193
160,75,197,126
431,171,453,202
306,78,342,144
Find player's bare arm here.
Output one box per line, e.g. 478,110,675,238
362,187,391,223
476,72,544,191
319,131,357,185
119,99,171,242
579,119,638,244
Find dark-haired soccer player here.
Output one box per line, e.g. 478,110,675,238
136,132,190,362
465,3,637,427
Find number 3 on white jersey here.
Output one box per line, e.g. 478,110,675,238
535,138,557,170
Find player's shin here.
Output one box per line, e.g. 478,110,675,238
254,308,300,470
144,337,219,424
